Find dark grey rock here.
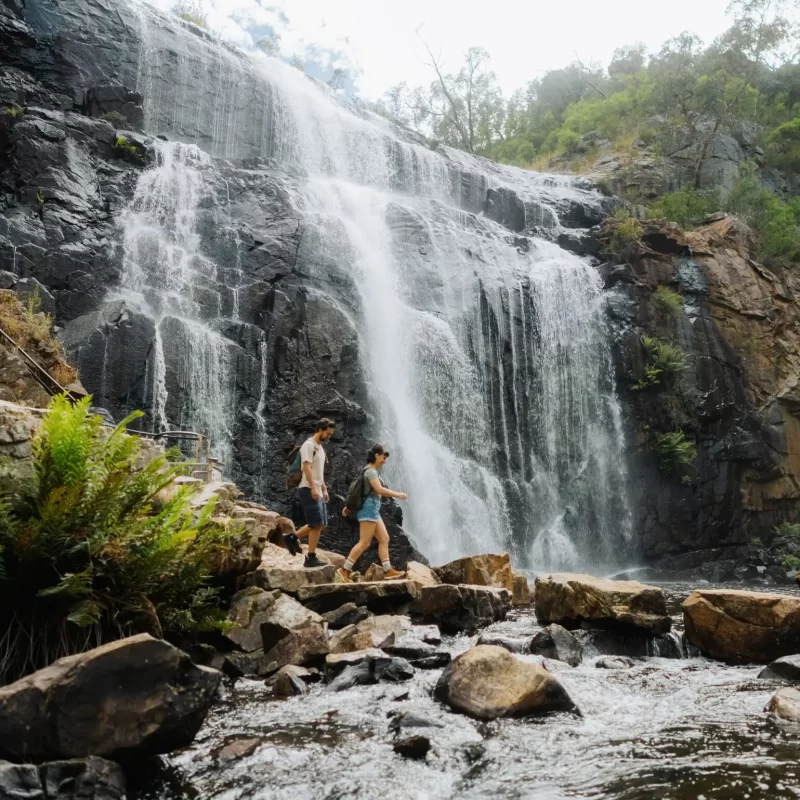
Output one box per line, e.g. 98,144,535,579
393,736,431,760
14,277,55,314
758,654,800,682
475,634,531,654
321,603,373,630
530,624,583,667
0,757,125,800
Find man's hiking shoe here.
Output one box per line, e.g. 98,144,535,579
383,568,406,581
335,567,353,584
283,532,301,556
304,552,326,568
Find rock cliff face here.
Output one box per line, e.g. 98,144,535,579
2,0,799,570
604,214,800,567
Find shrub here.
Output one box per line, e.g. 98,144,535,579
748,537,763,548
652,429,696,481
2,105,24,118
647,187,719,230
653,285,683,314
100,110,128,126
113,135,143,163
607,209,643,258
0,395,234,683
633,336,687,390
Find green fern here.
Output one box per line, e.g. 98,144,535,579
0,394,236,682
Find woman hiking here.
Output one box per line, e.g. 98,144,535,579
337,443,408,583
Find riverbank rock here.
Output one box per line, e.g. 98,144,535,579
534,573,671,635
683,589,800,663
512,572,531,606
240,542,335,593
758,655,800,681
0,634,220,762
296,581,421,614
325,650,415,690
0,757,126,800
321,603,372,629
476,634,531,654
260,623,329,675
434,553,514,592
406,562,440,587
411,585,510,632
434,645,576,720
530,624,583,666
766,687,800,721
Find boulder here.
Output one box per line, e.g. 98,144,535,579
224,589,320,653
243,542,335,594
758,655,800,682
0,634,220,762
259,624,329,675
434,553,514,592
530,624,583,667
434,645,576,720
572,629,682,659
393,736,431,760
295,581,421,614
325,651,415,691
534,573,671,635
325,649,390,677
363,564,385,582
595,656,635,669
321,603,372,629
512,572,531,606
406,561,440,587
475,634,531,654
212,737,261,761
272,670,307,697
0,757,125,800
384,635,452,668
683,589,800,663
411,584,510,632
265,664,320,687
329,625,394,654
766,687,800,722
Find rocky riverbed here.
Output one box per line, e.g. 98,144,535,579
124,582,800,800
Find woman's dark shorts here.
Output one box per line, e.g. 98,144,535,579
297,487,328,527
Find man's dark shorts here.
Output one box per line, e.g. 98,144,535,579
298,487,328,527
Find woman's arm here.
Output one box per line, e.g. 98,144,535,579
369,477,407,499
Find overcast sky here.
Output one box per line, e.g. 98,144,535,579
152,0,739,98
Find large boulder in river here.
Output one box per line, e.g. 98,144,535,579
411,584,510,632
0,757,126,800
0,634,221,762
434,645,576,720
766,687,800,722
434,553,514,592
534,573,671,635
683,589,800,663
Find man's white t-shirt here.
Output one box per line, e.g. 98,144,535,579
299,437,326,490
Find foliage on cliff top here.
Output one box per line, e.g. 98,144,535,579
0,289,77,388
0,394,235,684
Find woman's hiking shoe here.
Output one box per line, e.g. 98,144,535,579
282,532,301,556
304,553,326,568
335,567,353,584
383,568,406,580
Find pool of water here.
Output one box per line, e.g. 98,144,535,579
129,585,800,800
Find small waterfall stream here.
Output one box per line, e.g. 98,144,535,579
114,0,633,569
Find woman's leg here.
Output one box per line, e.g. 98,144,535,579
375,518,390,565
344,521,377,568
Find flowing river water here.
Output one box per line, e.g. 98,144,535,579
129,584,800,800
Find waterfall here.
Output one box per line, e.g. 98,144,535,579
116,0,633,569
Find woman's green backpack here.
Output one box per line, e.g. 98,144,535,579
344,467,370,512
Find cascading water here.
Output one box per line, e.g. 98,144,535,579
118,0,633,569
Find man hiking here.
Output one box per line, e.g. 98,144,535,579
284,418,335,568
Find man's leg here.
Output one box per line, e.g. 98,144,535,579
307,525,324,553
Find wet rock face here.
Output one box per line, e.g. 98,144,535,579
434,645,576,720
683,589,800,664
606,216,800,564
0,634,221,762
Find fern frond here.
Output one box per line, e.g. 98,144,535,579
66,599,103,627
37,567,94,598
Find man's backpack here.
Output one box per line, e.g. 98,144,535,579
344,467,370,512
286,445,303,488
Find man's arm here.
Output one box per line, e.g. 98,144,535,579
302,461,319,499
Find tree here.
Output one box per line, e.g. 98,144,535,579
257,33,281,57
609,44,648,77
409,43,505,153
